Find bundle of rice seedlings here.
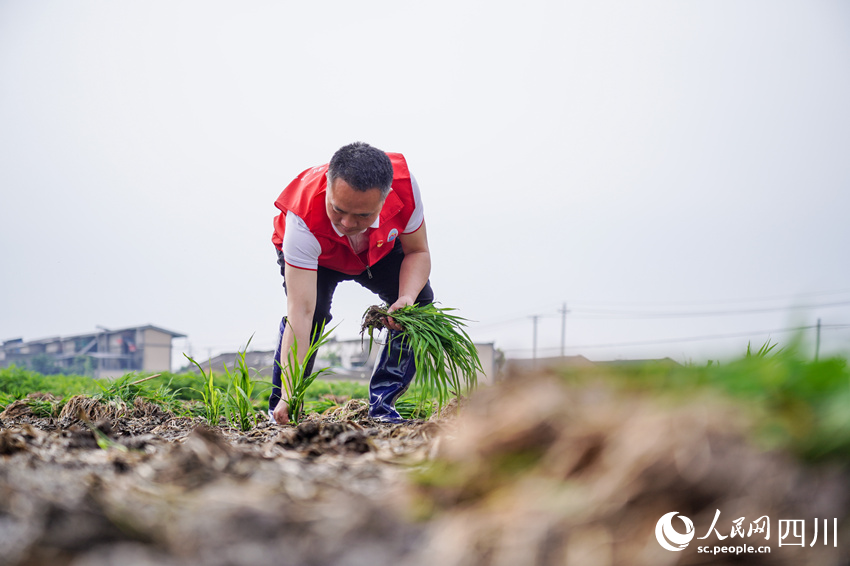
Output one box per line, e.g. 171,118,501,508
361,303,482,411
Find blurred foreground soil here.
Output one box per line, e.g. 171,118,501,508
1,371,848,566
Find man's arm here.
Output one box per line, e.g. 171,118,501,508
387,221,431,326
273,263,317,424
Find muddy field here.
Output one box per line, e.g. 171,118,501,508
1,371,848,566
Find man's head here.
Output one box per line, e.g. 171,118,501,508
325,142,393,236
327,142,394,196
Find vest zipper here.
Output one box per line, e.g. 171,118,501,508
346,234,373,278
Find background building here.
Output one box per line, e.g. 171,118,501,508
0,325,186,378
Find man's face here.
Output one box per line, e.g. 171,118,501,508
325,176,386,237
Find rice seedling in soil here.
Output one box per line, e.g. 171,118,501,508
278,321,336,424
361,303,482,411
221,343,262,431
184,354,226,426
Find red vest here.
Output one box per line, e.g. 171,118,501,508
272,153,416,275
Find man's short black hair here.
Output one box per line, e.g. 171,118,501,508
327,142,394,195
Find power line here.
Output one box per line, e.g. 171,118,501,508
501,323,850,353
568,287,850,309
470,290,850,330
471,313,555,331
570,300,850,320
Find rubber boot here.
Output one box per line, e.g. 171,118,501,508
368,330,416,423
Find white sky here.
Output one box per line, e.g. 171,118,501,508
1,1,849,368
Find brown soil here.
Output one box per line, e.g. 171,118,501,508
1,373,848,566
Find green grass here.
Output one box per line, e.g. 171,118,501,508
303,380,368,400
0,365,99,400
94,373,162,404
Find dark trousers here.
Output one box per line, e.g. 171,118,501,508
269,240,434,412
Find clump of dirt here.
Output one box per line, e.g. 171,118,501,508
407,369,850,566
0,392,61,419
55,395,169,427
0,399,33,419
429,394,467,421
59,394,131,423
274,419,372,456
0,426,29,455
325,398,370,421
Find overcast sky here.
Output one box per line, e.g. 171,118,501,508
1,1,849,369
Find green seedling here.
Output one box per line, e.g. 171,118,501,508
184,354,225,426
746,338,782,358
222,338,262,431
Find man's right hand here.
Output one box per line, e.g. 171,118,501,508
272,399,290,425
274,263,317,426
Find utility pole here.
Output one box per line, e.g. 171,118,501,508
531,315,540,368
815,318,821,362
558,302,569,357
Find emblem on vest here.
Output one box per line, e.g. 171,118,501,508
387,228,399,243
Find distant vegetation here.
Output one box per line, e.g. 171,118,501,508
558,340,850,462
